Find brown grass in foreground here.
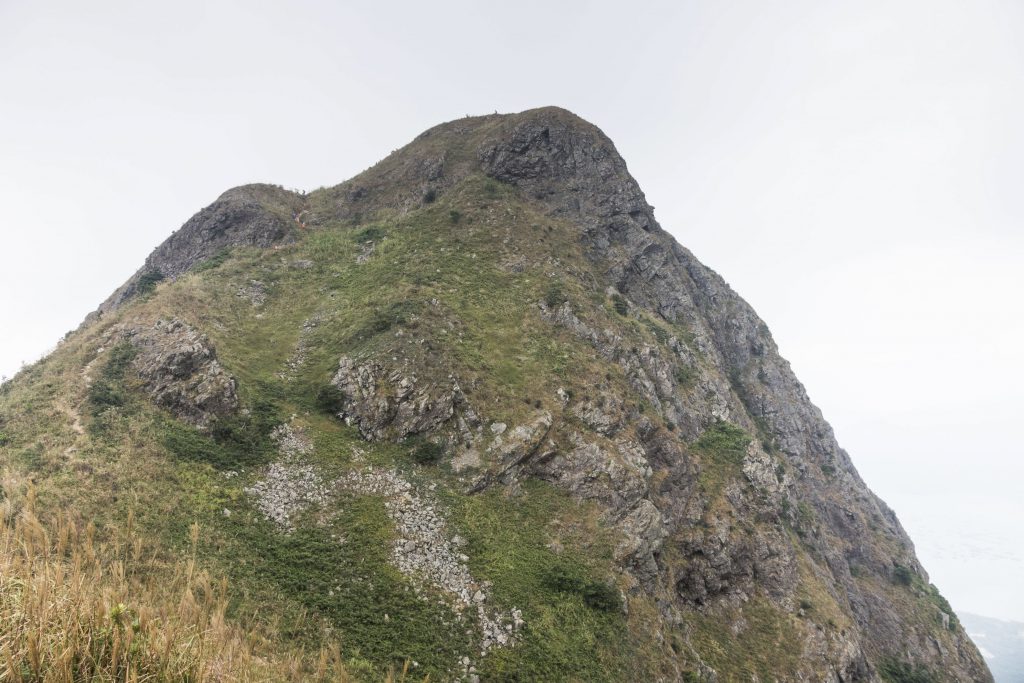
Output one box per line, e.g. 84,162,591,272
0,488,416,682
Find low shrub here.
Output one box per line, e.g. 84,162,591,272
796,502,815,529
192,248,231,272
642,317,670,344
892,564,914,587
163,396,280,470
410,438,445,466
354,301,418,340
674,365,696,389
16,444,44,472
693,421,750,464
879,657,936,683
136,269,165,296
315,385,347,415
544,282,565,308
353,226,384,243
87,343,137,419
927,584,958,630
545,567,621,612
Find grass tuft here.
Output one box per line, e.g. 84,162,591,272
0,491,364,682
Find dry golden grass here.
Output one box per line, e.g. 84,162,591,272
0,487,419,683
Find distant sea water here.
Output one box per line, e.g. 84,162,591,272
960,613,1024,683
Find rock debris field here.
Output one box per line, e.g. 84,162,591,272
245,424,522,662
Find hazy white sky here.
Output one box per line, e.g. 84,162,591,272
2,0,1021,621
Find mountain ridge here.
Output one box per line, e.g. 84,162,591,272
2,106,990,681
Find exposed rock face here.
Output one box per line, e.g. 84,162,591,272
119,318,238,427
540,299,725,439
466,110,984,680
329,355,476,440
478,113,656,248
484,410,553,485
236,279,267,307
95,184,303,316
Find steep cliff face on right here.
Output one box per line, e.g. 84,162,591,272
316,106,991,681
2,107,990,682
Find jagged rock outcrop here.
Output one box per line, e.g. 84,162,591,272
117,318,238,427
540,299,727,438
329,355,478,440
94,184,303,317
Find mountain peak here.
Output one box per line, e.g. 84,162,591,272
21,108,991,681
95,107,653,318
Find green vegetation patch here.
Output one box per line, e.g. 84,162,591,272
674,364,696,389
544,281,566,308
14,443,44,472
160,404,281,470
85,342,140,439
641,314,670,345
353,226,385,243
162,419,257,470
688,597,802,680
315,384,346,416
192,247,233,272
544,566,621,612
136,269,165,296
352,300,420,342
926,584,958,630
879,657,938,683
219,493,470,679
446,480,636,682
890,559,960,632
86,343,136,416
893,563,915,587
692,420,751,498
408,437,445,466
611,293,629,316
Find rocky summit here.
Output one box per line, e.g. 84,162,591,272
0,107,991,681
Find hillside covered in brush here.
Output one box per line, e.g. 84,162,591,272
0,107,991,682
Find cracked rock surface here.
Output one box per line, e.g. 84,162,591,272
330,355,475,440
108,318,238,427
94,184,304,317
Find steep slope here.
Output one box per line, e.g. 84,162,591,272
0,107,990,682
